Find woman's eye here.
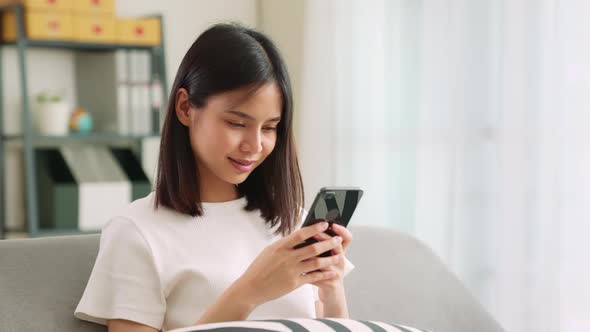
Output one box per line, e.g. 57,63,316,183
227,121,245,128
226,121,276,131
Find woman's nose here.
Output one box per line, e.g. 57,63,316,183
241,130,263,153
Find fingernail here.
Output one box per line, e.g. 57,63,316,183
335,236,342,242
320,222,329,229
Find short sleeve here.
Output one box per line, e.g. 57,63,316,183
74,217,166,329
343,257,355,276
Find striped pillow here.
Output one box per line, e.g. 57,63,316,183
169,318,432,332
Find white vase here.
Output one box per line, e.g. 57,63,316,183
36,101,71,136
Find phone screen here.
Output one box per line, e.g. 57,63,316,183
296,187,363,257
304,188,363,228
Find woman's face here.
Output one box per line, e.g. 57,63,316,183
178,83,282,189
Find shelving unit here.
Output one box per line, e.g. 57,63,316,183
0,3,168,238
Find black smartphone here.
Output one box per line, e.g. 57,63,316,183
294,186,363,257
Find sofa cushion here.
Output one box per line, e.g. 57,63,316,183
168,318,432,332
343,226,505,332
0,227,504,332
0,234,105,332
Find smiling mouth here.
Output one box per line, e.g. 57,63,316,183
228,158,255,166
228,157,257,173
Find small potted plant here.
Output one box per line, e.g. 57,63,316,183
35,92,72,136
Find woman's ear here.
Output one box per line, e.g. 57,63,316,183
175,88,193,127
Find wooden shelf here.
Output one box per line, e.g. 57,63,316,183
0,3,168,238
0,39,161,52
2,133,159,147
33,133,159,147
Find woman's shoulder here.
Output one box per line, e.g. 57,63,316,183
106,192,193,233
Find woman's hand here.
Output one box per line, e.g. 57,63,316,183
309,224,353,318
234,221,344,307
310,224,352,289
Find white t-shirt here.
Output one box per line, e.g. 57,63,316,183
74,192,354,331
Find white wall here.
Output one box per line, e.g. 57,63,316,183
2,50,78,229
257,0,304,131
2,0,258,231
257,1,313,207
115,0,258,88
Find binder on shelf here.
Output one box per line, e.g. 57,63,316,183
130,50,151,82
130,50,152,135
60,146,131,231
115,50,128,82
117,83,130,134
117,50,132,134
35,149,78,230
130,83,151,135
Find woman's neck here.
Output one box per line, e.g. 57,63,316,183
200,185,241,203
196,158,242,203
197,169,241,203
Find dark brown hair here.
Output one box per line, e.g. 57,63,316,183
154,23,304,236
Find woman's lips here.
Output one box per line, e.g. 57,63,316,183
228,157,255,172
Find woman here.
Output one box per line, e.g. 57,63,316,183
74,23,354,332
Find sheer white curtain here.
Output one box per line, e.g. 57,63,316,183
298,0,590,331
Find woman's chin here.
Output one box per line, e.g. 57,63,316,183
224,173,250,185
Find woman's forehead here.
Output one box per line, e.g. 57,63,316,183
208,83,282,120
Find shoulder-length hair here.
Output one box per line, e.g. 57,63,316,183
154,23,304,236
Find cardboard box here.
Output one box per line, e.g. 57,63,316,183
1,10,74,41
116,18,161,46
72,0,114,15
73,14,115,43
0,0,73,11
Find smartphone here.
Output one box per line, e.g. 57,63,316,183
294,186,363,257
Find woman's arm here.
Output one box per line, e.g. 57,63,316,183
194,278,257,324
312,224,353,318
197,222,343,324
317,283,349,318
315,300,324,317
106,282,258,331
108,319,159,332
105,284,256,331
106,223,342,329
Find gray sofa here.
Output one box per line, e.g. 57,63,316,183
0,226,504,332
